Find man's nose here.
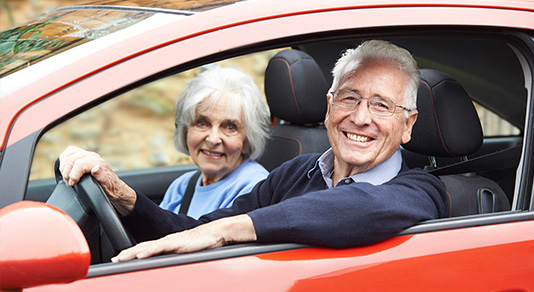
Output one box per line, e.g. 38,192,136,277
349,100,373,125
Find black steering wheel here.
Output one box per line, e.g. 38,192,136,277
47,160,135,257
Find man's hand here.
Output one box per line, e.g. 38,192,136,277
111,214,257,262
59,145,136,216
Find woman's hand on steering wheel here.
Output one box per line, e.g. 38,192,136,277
59,145,136,216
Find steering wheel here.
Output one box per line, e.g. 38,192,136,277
47,160,135,256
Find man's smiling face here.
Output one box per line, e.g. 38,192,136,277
325,60,418,175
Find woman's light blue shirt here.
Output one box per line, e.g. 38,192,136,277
159,159,268,219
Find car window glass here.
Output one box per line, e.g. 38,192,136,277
29,49,281,181
475,102,520,137
0,9,153,78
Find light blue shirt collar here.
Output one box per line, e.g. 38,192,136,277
309,148,403,188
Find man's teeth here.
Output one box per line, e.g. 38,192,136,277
204,150,223,156
346,133,370,142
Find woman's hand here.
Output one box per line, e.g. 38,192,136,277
59,145,136,216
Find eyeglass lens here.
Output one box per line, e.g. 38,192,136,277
333,91,397,117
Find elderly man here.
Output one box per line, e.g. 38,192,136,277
59,40,448,261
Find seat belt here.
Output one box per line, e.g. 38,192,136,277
429,145,522,176
179,170,201,215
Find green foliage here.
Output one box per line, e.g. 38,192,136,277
0,15,65,76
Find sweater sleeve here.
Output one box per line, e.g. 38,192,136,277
121,175,270,242
248,169,448,248
122,191,204,242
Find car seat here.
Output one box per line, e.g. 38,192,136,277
257,49,331,171
403,69,511,217
258,50,510,217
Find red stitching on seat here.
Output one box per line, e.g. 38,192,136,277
271,134,303,154
423,80,454,157
270,117,277,128
271,58,307,122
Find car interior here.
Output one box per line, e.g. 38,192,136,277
24,31,529,267
258,49,512,217
257,48,331,171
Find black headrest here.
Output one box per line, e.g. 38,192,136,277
403,69,483,157
264,49,329,125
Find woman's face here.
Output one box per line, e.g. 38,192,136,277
186,96,247,185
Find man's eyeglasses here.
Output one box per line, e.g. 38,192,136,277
330,90,412,118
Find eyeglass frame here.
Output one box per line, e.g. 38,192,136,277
329,90,413,118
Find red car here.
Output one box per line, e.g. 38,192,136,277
1,0,533,291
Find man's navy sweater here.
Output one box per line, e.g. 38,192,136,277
123,153,448,248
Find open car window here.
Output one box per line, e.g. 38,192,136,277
27,33,529,209
30,50,281,181
475,102,521,137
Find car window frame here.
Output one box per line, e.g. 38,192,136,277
509,32,534,211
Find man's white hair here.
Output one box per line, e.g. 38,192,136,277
329,40,420,112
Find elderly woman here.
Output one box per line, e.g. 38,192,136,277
159,67,271,218
59,67,271,219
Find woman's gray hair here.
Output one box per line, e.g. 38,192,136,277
329,40,420,112
174,66,271,160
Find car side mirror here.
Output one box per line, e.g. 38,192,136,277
0,201,90,291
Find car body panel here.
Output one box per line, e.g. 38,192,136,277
25,219,534,291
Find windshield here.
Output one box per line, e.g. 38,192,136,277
0,0,242,77
77,0,242,12
0,9,152,77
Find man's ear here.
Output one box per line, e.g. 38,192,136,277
324,93,333,123
401,110,418,144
